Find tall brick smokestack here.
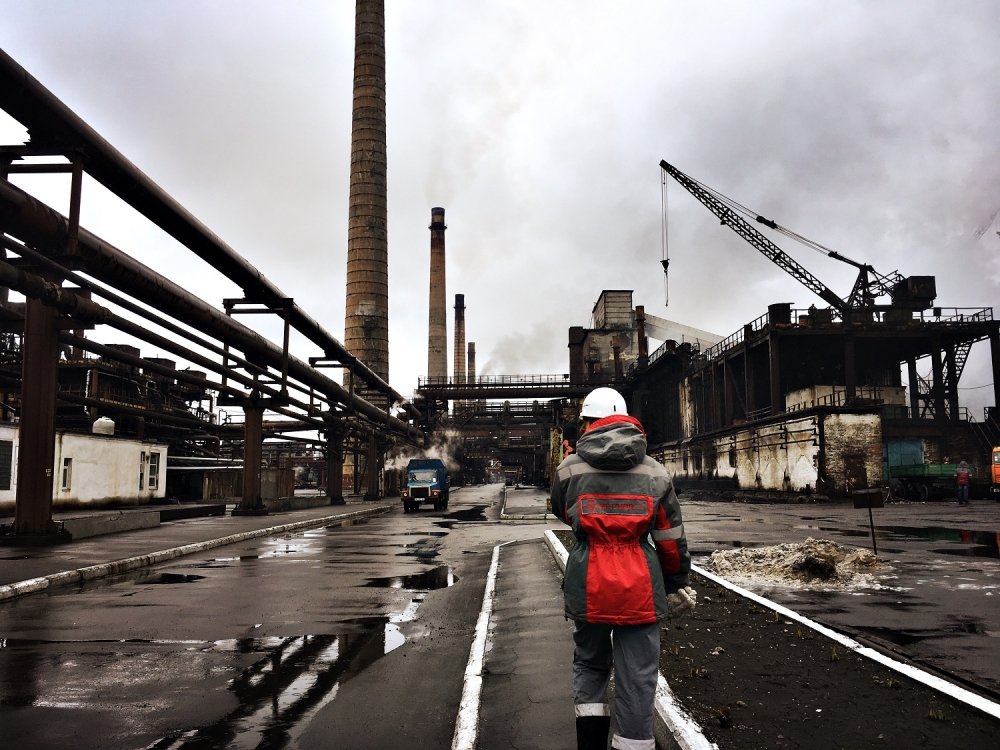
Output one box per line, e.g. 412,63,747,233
427,207,447,380
344,0,389,390
468,341,477,410
454,293,466,387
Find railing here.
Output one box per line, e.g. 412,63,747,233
703,311,771,360
419,374,572,387
418,373,622,391
649,304,994,372
786,305,993,326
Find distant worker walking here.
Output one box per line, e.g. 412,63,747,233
551,387,695,750
956,460,971,505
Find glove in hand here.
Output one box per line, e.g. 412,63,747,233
665,586,697,618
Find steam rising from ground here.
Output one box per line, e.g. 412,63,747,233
385,429,462,472
706,538,892,591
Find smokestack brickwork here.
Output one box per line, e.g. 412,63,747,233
344,0,389,386
467,340,477,412
454,293,466,387
427,207,447,380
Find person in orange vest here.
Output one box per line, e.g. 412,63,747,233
956,460,971,505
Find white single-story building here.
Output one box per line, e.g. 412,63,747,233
0,423,169,508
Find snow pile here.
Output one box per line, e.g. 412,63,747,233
706,537,891,589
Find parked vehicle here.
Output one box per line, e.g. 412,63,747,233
400,458,449,512
890,462,979,501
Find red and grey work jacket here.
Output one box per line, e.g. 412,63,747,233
550,415,690,625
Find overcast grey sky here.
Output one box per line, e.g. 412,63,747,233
1,1,998,413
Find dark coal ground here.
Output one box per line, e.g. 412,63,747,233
660,574,998,749
551,531,999,749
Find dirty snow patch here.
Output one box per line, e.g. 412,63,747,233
706,537,892,590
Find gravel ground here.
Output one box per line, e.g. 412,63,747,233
660,572,998,749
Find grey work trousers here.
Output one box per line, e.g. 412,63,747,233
573,620,660,749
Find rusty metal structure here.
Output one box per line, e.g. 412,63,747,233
0,45,423,539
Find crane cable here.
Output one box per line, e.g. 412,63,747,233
660,169,670,306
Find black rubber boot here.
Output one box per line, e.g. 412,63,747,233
576,716,611,750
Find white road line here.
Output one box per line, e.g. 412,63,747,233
452,541,510,750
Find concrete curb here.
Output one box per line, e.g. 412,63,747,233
0,505,391,603
498,486,554,522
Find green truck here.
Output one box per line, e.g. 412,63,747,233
889,462,970,501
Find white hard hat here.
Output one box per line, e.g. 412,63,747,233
580,387,628,419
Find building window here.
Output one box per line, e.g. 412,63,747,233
61,457,73,491
729,446,737,468
139,451,146,490
148,451,160,490
0,439,12,491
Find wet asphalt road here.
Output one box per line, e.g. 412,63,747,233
681,497,1000,699
0,485,552,750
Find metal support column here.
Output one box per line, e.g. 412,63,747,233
743,324,756,415
12,293,65,539
324,420,346,506
844,334,857,404
768,333,783,416
364,434,381,500
907,358,920,419
232,397,267,515
930,340,946,421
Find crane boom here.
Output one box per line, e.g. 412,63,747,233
659,160,849,313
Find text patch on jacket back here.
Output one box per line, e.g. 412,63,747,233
580,494,652,537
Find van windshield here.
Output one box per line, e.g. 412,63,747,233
409,470,438,482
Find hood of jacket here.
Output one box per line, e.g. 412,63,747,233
575,414,648,471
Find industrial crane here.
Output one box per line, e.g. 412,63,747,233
658,160,935,315
658,159,966,416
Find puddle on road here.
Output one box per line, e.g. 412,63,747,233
142,573,207,585
364,564,457,590
444,505,488,522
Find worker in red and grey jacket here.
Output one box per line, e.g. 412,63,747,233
551,387,695,750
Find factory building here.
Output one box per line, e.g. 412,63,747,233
573,290,1000,499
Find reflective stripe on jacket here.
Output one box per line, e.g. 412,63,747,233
551,414,690,625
